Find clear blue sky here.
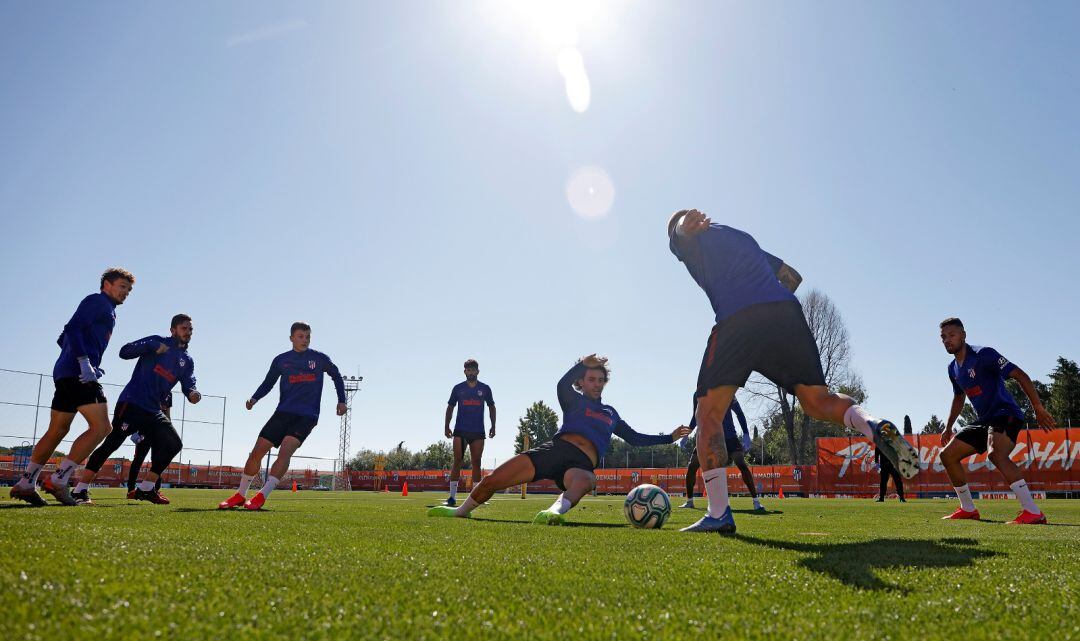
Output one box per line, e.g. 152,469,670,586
2,2,1078,469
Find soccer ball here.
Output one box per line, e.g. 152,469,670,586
623,484,671,529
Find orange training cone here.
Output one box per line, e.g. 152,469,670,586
401,481,409,497
291,480,297,493
778,486,785,499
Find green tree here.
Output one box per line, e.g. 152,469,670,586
514,401,559,454
419,441,453,469
1048,357,1080,425
922,415,946,435
903,415,913,435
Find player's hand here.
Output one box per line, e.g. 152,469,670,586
187,390,202,404
1034,406,1056,430
445,427,453,439
676,209,712,238
939,428,953,447
671,425,693,440
156,343,170,355
581,353,608,369
488,427,496,438
336,403,347,416
77,357,99,383
245,398,256,410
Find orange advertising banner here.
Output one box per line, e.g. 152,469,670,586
815,428,1078,496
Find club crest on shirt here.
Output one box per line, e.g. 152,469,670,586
179,359,186,368
968,368,976,379
309,361,316,370
478,390,484,397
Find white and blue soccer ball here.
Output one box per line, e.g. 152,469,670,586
623,484,671,529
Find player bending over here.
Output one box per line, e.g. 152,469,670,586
73,314,199,505
429,355,690,525
443,358,496,506
10,268,135,506
938,317,1053,524
218,322,346,511
679,396,763,512
668,209,917,533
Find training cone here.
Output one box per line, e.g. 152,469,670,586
778,486,785,499
291,480,297,493
401,482,409,497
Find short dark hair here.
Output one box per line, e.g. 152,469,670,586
100,267,135,289
464,359,479,370
171,313,192,329
291,321,311,335
940,317,965,330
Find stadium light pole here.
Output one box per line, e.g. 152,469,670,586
336,375,363,491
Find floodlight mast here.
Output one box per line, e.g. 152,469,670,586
336,375,363,491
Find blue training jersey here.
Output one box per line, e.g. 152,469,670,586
669,223,796,323
117,335,196,414
448,381,494,433
53,292,117,380
948,344,1023,424
252,348,347,419
553,362,672,459
688,397,749,440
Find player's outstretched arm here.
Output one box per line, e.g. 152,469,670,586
1009,368,1056,430
248,360,280,410
556,361,590,413
119,335,166,360
613,420,690,447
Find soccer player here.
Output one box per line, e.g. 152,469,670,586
72,314,200,505
874,447,905,502
125,396,169,499
429,355,691,525
217,322,347,511
679,397,763,512
443,358,496,506
937,318,1054,524
667,209,917,533
9,268,135,506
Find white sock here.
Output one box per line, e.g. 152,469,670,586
954,484,976,512
1010,479,1040,514
455,497,480,517
74,482,90,493
549,495,572,515
18,462,43,488
843,405,876,440
702,468,730,518
238,474,253,495
50,457,78,485
137,480,155,492
449,481,458,500
260,475,280,497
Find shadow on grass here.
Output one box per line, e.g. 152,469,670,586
470,516,625,528
732,508,782,515
734,535,999,592
0,502,44,510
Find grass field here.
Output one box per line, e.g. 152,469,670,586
1,490,1077,641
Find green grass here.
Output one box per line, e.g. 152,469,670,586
1,490,1078,640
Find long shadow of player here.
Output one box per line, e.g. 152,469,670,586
470,516,624,528
734,535,999,592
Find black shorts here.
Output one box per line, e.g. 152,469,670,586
453,431,485,446
726,436,744,455
696,301,826,398
112,401,175,438
51,377,107,413
525,438,595,491
954,415,1024,455
258,411,318,447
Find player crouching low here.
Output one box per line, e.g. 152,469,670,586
429,355,690,525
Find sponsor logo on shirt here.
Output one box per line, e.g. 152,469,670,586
462,399,483,407
585,407,614,426
179,359,186,368
153,364,177,383
289,373,318,384
966,385,983,399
